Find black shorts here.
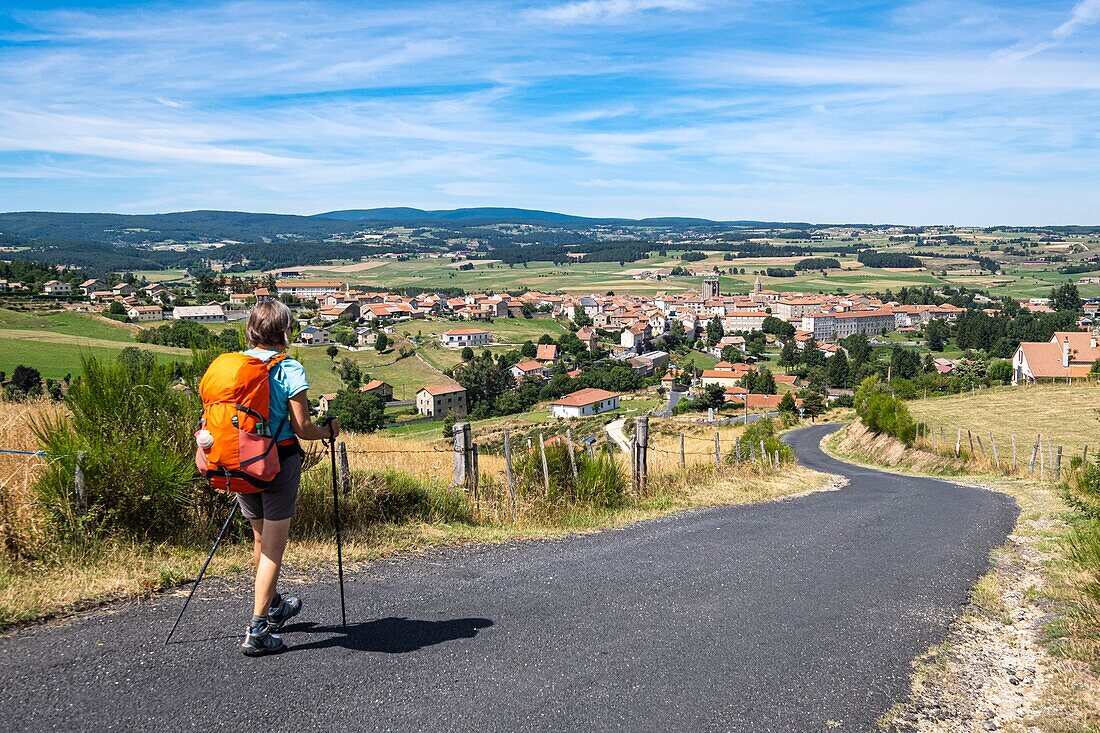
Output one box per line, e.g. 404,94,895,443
236,451,302,522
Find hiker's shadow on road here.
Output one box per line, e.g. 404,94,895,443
283,617,494,654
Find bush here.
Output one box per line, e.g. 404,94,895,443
733,418,794,464
32,355,201,541
293,468,472,537
514,441,629,508
853,374,924,445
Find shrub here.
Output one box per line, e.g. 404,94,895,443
293,467,472,536
733,418,794,464
514,441,629,508
32,355,201,541
853,374,923,445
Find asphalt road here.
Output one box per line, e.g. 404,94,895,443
0,424,1018,733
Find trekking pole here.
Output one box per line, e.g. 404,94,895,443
323,418,347,630
166,500,239,645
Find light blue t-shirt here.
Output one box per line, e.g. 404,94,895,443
244,349,309,442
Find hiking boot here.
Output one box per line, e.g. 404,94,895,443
266,593,302,632
241,625,285,657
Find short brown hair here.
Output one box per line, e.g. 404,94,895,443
247,300,293,349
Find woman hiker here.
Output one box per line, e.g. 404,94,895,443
237,299,340,656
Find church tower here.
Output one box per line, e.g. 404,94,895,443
753,275,762,295
702,278,720,299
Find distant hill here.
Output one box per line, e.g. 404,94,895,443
315,207,822,229
0,210,356,245
315,207,617,226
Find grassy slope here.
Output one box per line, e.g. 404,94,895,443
908,382,1100,455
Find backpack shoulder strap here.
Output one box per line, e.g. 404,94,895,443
263,352,289,372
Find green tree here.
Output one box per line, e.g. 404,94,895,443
573,305,592,327
826,351,850,388
986,359,1013,385
720,345,740,363
925,319,949,352
761,315,795,339
841,333,871,369
329,390,385,433
778,391,797,415
755,368,777,395
802,338,826,368
9,364,42,397
889,346,921,380
460,346,475,361
375,332,389,352
441,412,457,440
778,339,798,367
108,301,126,315
326,344,339,361
705,316,724,347
520,340,537,358
799,390,827,420
1051,282,1083,313
337,358,362,388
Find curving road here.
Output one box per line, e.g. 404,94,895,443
0,424,1017,732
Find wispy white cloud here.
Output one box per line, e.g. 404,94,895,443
527,0,705,23
1000,0,1100,59
0,0,1097,223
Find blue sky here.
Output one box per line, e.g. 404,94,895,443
1,0,1099,223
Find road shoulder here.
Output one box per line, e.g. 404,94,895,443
822,422,1100,732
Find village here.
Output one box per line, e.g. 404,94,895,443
16,270,1096,427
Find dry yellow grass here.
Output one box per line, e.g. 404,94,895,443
0,399,67,553
909,382,1100,457
0,398,841,626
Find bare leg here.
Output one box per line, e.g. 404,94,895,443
252,517,292,617
249,518,264,569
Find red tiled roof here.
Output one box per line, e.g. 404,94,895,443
551,388,619,407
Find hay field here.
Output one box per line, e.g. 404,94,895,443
908,383,1100,456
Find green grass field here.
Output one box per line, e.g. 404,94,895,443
0,308,138,342
0,334,187,380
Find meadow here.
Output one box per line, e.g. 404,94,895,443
907,382,1100,457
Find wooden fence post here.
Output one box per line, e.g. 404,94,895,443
759,440,766,466
74,450,87,516
955,428,961,457
635,417,648,494
1084,445,1090,464
990,434,999,471
538,433,551,497
471,444,480,502
679,433,686,469
336,441,351,496
735,440,742,463
1029,435,1039,475
1055,446,1063,481
968,430,976,459
565,429,579,482
1011,435,1017,472
453,422,470,488
714,431,721,470
503,430,516,514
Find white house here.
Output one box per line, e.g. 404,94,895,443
172,305,226,322
549,388,620,418
510,360,548,381
440,328,491,348
416,382,467,417
127,305,164,322
42,280,72,295
297,326,332,346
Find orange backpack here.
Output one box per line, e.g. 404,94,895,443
195,352,289,493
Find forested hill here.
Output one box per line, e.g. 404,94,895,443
0,210,356,245
315,207,810,228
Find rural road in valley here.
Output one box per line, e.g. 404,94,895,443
0,423,1018,732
